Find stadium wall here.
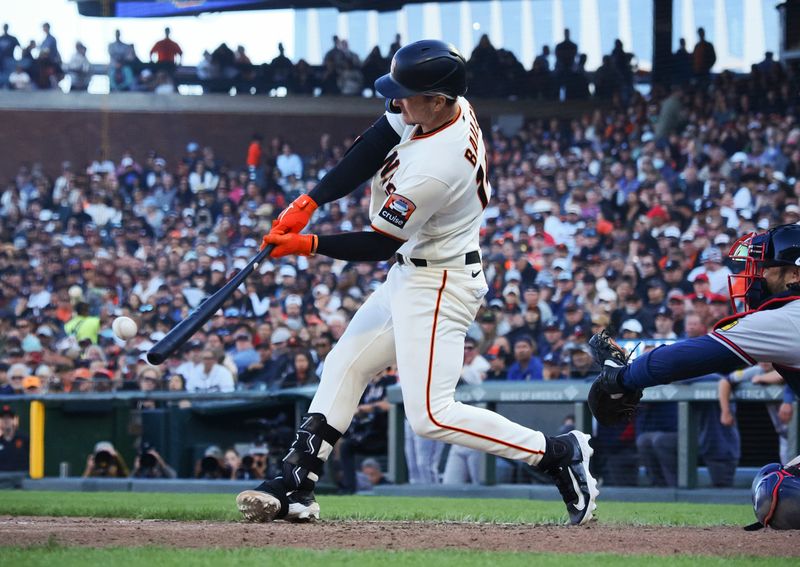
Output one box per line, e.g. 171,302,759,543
0,91,600,180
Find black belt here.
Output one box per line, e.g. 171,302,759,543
396,250,480,267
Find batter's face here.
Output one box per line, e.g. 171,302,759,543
394,95,451,131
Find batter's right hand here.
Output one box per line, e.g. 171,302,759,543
262,232,318,258
271,194,318,236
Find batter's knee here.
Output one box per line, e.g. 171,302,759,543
405,408,443,439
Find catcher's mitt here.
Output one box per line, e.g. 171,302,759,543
587,329,643,426
587,329,628,367
588,379,643,426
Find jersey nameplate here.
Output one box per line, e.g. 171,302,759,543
379,194,416,229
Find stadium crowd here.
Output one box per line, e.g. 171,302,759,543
0,21,756,100
0,32,798,485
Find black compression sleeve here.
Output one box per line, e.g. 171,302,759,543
308,115,400,206
316,232,403,262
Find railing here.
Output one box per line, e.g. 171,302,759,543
385,382,799,489
2,382,796,488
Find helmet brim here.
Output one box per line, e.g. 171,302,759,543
375,73,419,99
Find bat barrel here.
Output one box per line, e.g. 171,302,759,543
145,245,274,365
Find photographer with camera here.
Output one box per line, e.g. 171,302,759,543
82,441,129,478
194,444,228,479
131,442,176,479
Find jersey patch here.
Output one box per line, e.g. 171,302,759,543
718,320,739,331
379,194,416,229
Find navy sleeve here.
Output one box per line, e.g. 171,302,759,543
316,231,402,262
308,115,401,206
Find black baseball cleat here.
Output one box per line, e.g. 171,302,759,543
545,431,599,526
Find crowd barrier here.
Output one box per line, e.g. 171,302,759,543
1,382,796,488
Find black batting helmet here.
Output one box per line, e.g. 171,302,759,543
375,39,467,100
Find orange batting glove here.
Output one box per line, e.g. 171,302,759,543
262,232,318,258
271,194,318,236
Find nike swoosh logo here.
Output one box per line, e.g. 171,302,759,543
471,270,481,278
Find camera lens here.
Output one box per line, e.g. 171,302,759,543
94,450,112,467
140,452,157,468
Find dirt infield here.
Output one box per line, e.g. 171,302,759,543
1,516,798,556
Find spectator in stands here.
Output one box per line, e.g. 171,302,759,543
149,27,182,75
211,42,237,80
337,58,363,96
270,42,293,88
288,58,315,95
108,30,132,66
185,348,235,393
359,457,391,490
593,55,622,100
361,46,387,94
228,330,258,377
692,27,716,81
34,46,62,89
0,404,28,472
554,28,577,76
610,39,634,98
278,350,318,389
507,335,543,381
565,342,595,379
276,143,302,182
108,60,135,92
0,23,21,88
66,41,91,91
672,38,692,86
484,345,508,381
64,302,100,345
459,336,489,386
40,22,60,65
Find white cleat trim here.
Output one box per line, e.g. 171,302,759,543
568,430,599,526
286,500,320,522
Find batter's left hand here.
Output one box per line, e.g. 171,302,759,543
272,194,318,235
262,232,318,258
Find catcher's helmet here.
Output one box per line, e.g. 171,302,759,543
727,223,800,311
375,39,467,100
751,463,800,530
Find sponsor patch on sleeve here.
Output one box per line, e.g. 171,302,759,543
378,194,416,229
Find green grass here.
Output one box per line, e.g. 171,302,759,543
0,545,791,567
0,491,754,526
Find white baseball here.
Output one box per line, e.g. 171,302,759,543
112,316,138,340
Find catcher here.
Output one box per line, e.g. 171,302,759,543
589,223,800,529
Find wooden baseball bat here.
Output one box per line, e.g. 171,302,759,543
145,244,274,365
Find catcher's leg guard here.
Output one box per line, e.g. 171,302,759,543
237,413,342,522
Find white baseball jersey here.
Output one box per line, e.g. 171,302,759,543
307,97,549,469
369,97,490,262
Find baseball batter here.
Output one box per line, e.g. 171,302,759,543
236,40,598,526
589,224,800,462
